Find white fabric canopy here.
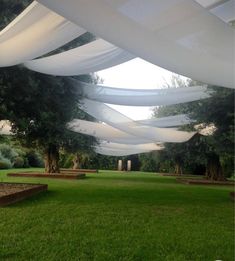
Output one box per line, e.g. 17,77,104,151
195,0,235,23
210,0,235,23
39,0,235,88
0,1,85,66
97,140,164,151
136,114,195,127
67,119,154,144
80,99,196,143
195,0,229,9
72,80,211,106
95,140,164,156
95,147,152,156
24,39,134,75
95,147,151,156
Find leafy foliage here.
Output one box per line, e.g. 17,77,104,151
0,0,98,172
152,76,234,178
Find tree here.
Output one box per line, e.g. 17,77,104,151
190,86,234,180
0,66,97,172
153,76,234,180
0,1,98,173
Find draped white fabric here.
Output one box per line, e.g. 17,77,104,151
195,0,235,23
72,80,211,106
210,0,235,23
0,1,85,66
95,140,164,156
80,99,196,143
39,0,234,88
67,119,153,144
94,147,151,156
194,0,229,9
136,114,195,127
24,39,134,75
97,141,164,151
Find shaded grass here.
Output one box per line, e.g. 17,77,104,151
0,168,234,261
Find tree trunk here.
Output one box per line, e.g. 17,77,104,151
206,153,226,181
44,145,60,173
174,162,183,175
72,153,80,169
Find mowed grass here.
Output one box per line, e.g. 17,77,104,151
0,169,234,261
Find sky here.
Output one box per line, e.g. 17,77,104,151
97,58,184,120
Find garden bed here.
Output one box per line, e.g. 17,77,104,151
60,168,98,173
7,172,86,180
160,173,204,178
176,178,234,186
0,182,47,206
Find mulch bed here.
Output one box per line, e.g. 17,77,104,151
176,178,235,186
7,172,86,180
0,182,48,207
60,168,98,173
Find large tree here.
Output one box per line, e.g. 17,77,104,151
153,76,234,180
0,66,96,172
0,1,97,172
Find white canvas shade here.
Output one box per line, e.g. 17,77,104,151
67,119,155,144
0,1,85,66
95,147,152,156
95,140,164,156
97,141,164,151
80,99,196,143
72,80,211,106
24,39,134,75
136,114,195,127
210,0,235,23
38,0,235,88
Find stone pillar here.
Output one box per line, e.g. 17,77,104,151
127,160,131,171
118,160,122,171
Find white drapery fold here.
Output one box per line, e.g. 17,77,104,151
38,0,234,88
0,1,85,66
95,147,152,156
195,0,235,23
67,119,154,144
71,80,211,106
94,147,151,156
136,114,195,127
209,0,235,23
80,99,196,143
94,140,164,156
24,39,134,75
97,140,164,151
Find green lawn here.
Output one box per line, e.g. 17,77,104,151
0,169,234,261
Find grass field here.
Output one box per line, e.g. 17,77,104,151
0,168,234,261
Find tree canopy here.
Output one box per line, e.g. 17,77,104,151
152,77,234,180
0,0,97,172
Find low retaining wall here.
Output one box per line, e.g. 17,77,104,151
60,168,98,173
7,172,86,180
0,182,48,207
177,178,234,186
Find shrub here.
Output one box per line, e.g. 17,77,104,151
13,156,25,168
140,158,158,172
0,157,12,169
0,144,18,162
26,150,44,167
